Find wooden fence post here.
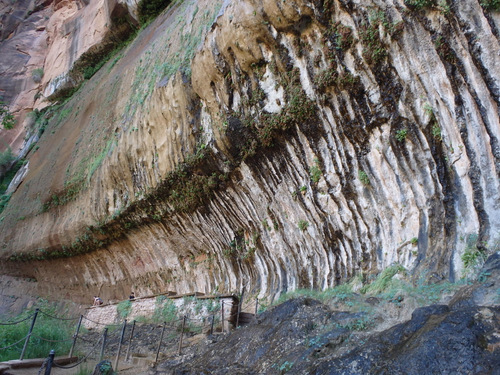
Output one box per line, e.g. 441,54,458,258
221,301,225,333
68,315,83,358
99,328,108,362
236,288,245,328
20,308,39,360
125,320,136,361
154,322,166,365
114,319,127,371
178,316,186,355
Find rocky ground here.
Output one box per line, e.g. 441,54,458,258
151,254,500,375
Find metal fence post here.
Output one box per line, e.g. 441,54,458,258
114,319,127,371
236,288,245,328
44,349,55,375
99,327,108,362
125,320,136,361
68,315,83,358
210,315,215,335
154,322,166,365
221,301,225,334
20,308,39,360
178,316,186,356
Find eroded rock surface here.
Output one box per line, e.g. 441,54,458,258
0,0,137,152
0,0,499,306
164,300,500,375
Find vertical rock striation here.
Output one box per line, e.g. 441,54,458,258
0,0,499,305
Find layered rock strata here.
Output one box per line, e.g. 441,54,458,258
0,0,499,305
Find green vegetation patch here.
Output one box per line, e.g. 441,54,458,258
481,0,500,11
0,100,15,129
331,22,354,51
404,0,436,10
395,128,408,142
360,264,406,294
460,233,495,280
359,11,404,66
298,220,309,231
0,301,74,361
117,300,133,318
358,170,370,185
0,152,26,215
309,158,322,183
237,68,318,160
138,0,173,25
31,68,44,83
153,297,178,323
41,180,84,212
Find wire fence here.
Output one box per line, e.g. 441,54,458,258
0,312,37,326
0,295,261,374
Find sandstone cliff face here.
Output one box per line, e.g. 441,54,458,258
0,0,137,152
0,0,499,305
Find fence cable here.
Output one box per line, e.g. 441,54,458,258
76,335,97,343
38,310,80,321
185,316,208,323
52,335,103,369
0,312,36,326
81,316,121,327
31,334,75,343
0,333,30,351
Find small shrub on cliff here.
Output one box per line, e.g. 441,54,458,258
314,69,360,93
404,0,436,9
138,0,172,24
360,264,406,295
239,68,317,160
0,152,26,215
359,17,388,65
0,193,11,214
461,233,492,280
431,124,442,141
298,220,309,231
309,158,322,184
332,22,354,51
0,147,14,170
31,68,44,83
117,300,132,318
153,298,178,323
313,68,338,92
480,0,500,11
395,128,408,142
0,100,15,130
358,170,370,185
337,315,374,331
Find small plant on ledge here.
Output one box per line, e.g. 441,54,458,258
395,128,408,142
298,220,309,231
358,170,370,185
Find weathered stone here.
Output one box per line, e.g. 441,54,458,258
0,0,499,310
